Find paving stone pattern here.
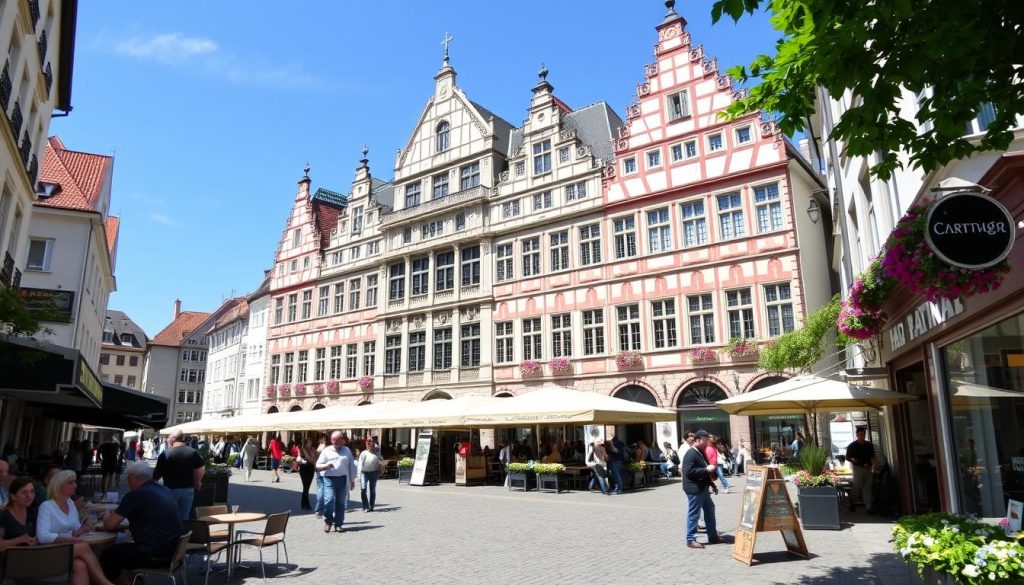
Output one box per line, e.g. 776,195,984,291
209,469,910,585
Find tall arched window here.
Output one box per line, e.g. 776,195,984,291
436,121,450,152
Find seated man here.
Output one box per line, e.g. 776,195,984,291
99,461,184,585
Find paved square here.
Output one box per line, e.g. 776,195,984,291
208,469,910,584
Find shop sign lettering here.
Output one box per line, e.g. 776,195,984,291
925,191,1015,269
887,297,965,352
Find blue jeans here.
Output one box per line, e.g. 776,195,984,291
686,489,718,542
170,487,194,520
360,471,378,510
322,476,349,528
314,473,325,515
715,465,730,489
588,468,610,494
608,460,623,494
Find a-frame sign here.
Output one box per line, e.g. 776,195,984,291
732,465,809,565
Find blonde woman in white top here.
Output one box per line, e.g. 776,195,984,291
36,469,115,585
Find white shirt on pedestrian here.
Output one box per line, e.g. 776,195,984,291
317,445,358,479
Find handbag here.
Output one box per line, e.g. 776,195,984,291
594,464,609,478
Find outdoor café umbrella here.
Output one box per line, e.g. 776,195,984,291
950,380,1024,410
715,375,916,444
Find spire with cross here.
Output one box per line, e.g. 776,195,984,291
441,32,454,65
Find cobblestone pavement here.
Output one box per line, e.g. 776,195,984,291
197,468,909,585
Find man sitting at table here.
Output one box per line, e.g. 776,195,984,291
99,461,184,585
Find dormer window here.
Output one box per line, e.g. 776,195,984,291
436,121,450,152
352,207,363,233
292,229,301,247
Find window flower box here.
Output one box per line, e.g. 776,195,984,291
616,351,643,369
358,376,373,391
519,360,541,376
721,338,759,360
325,379,340,395
265,385,276,399
293,383,306,396
549,357,571,375
690,347,717,363
277,384,291,398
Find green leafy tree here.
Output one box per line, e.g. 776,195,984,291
758,296,842,373
0,287,43,337
711,0,1023,179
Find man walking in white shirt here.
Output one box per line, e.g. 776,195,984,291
315,431,358,533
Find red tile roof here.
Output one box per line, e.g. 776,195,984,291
213,298,249,329
312,200,340,249
150,311,212,347
36,136,112,212
104,215,119,260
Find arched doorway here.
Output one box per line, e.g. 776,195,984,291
312,403,326,410
613,385,658,446
746,376,802,459
423,390,452,401
676,382,731,444
494,392,514,398
288,405,302,412
267,406,279,414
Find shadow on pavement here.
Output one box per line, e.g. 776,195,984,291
761,552,909,585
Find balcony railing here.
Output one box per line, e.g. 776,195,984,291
9,101,23,139
0,252,14,288
36,29,47,65
11,268,20,289
42,62,51,96
0,61,11,110
381,185,488,226
28,0,40,30
27,154,38,186
19,131,31,165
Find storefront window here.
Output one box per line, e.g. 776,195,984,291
942,312,1024,518
677,382,731,448
751,414,803,463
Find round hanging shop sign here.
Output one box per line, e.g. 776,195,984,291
925,191,1015,269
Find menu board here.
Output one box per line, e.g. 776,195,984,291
410,432,433,486
732,465,808,565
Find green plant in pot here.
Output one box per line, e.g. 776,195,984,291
789,445,840,530
226,453,239,467
533,463,565,475
506,462,532,473
397,457,414,469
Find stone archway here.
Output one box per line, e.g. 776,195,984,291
267,406,279,414
612,384,658,406
676,381,731,442
746,375,801,457
288,405,302,412
312,403,326,410
494,392,514,398
612,385,658,445
423,390,452,401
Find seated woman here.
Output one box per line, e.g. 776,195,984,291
541,443,561,464
36,470,115,585
0,476,38,551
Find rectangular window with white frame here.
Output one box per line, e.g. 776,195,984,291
318,286,330,316
684,139,698,159
434,328,453,370
349,278,361,310
496,243,514,282
717,192,746,239
297,350,308,382
350,245,361,260
735,125,752,145
622,157,637,175
329,346,342,380
436,251,455,292
346,344,358,378
565,181,587,201
501,200,521,219
385,335,402,374
405,183,421,208
287,294,297,322
764,283,795,336
646,148,662,168
315,348,326,381
552,313,572,357
388,263,406,301
432,173,449,199
352,207,363,233
651,299,678,349
411,256,430,296
459,162,480,190
533,140,552,175
582,309,605,356
726,288,756,340
707,133,724,152
334,282,345,313
579,223,602,266
687,294,715,344
523,318,542,360
533,191,553,211
617,304,642,351
558,146,570,163
667,89,690,120
550,231,569,272
614,216,637,259
461,323,481,367
461,245,480,286
365,275,378,307
363,341,375,376
754,183,783,233
522,237,541,277
670,143,684,163
26,238,54,271
408,332,426,372
680,200,708,247
301,290,312,320
647,207,672,253
495,321,514,363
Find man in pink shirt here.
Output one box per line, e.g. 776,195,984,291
704,435,730,493
268,435,285,483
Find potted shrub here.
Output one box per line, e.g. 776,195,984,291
280,455,295,473
519,360,541,377
690,347,717,364
721,338,759,360
201,464,232,504
506,462,533,491
397,457,414,484
549,357,572,375
789,445,841,530
534,463,567,493
616,350,643,369
893,512,1024,584
625,461,646,490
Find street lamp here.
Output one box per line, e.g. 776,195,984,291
806,199,821,223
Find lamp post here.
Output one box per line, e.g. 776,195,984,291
806,199,821,223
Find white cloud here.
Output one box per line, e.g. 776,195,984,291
115,33,217,64
148,212,177,227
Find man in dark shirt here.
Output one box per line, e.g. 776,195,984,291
98,436,120,493
683,430,719,548
153,429,205,520
606,434,627,495
100,461,184,584
845,426,877,513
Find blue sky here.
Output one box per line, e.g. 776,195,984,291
53,1,777,337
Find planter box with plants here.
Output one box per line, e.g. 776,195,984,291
788,445,841,530
624,462,646,490
893,512,1023,584
534,463,567,493
198,464,232,506
506,462,534,492
397,457,414,484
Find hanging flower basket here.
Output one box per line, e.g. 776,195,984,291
721,338,758,359
616,351,642,369
293,383,306,396
265,385,276,399
849,258,894,314
882,202,1010,303
325,379,340,395
549,357,571,374
838,300,884,340
690,347,717,363
519,360,542,376
358,376,374,391
277,384,291,398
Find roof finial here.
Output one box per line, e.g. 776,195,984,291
441,32,454,66
362,144,369,159
303,162,310,178
359,144,369,169
538,63,548,81
665,0,677,15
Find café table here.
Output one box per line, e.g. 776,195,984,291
199,512,267,580
80,530,118,552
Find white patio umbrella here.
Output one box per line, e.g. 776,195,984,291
950,380,1024,410
715,375,916,444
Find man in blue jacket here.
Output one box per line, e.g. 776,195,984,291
683,430,719,548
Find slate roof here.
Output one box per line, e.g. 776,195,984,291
469,100,514,156
508,101,624,164
103,310,148,349
371,177,394,212
150,311,212,347
37,136,112,212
